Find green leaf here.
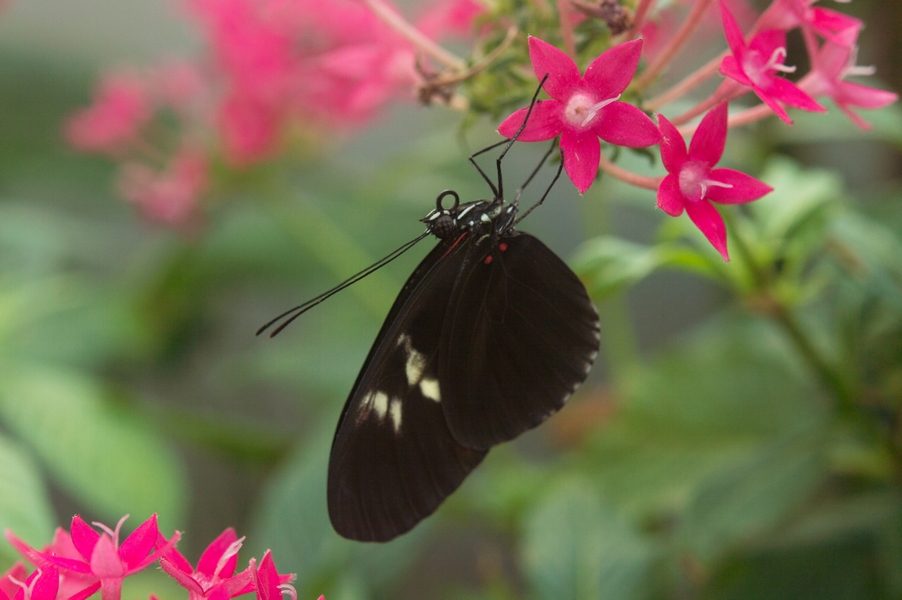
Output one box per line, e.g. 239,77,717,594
249,425,428,599
0,365,186,527
0,433,54,565
676,430,828,565
703,493,902,600
573,237,660,299
522,478,655,600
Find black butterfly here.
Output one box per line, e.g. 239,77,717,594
258,81,600,542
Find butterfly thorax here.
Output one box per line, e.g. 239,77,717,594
421,197,517,241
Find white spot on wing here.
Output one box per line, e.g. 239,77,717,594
398,333,427,386
372,391,389,421
420,377,441,402
389,399,402,433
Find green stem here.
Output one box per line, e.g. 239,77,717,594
725,212,856,411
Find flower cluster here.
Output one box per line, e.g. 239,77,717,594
66,0,896,258
495,0,896,259
65,0,481,227
1,515,310,600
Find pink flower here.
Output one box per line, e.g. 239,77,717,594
0,566,59,600
498,36,660,194
656,103,772,260
118,150,208,227
0,565,28,600
800,41,898,130
417,0,483,37
759,0,861,47
9,515,179,600
251,551,296,600
65,71,151,154
159,528,255,600
719,0,825,124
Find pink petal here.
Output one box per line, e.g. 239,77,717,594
158,558,204,595
583,38,644,100
5,532,48,567
560,130,601,194
28,566,59,600
497,100,562,141
206,586,231,600
811,41,850,80
158,547,192,575
685,200,730,260
593,101,660,147
90,536,124,579
254,553,280,600
719,55,752,87
836,103,872,130
706,168,773,203
810,7,862,46
66,581,101,600
837,81,898,110
657,113,687,173
69,517,100,562
528,36,581,101
222,566,255,597
752,84,794,123
748,29,787,61
119,515,159,570
42,555,92,575
197,529,239,579
719,0,747,62
765,77,826,112
689,102,728,165
657,174,685,216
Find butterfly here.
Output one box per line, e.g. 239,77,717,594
258,80,600,542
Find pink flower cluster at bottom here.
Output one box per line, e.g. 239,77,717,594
2,515,314,600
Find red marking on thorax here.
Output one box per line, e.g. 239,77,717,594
498,242,509,252
439,232,469,260
483,255,493,265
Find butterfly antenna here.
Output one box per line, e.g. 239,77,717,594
468,74,549,200
257,231,431,338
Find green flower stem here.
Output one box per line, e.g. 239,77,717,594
725,212,856,411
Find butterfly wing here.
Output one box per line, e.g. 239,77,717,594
439,232,600,449
328,238,487,542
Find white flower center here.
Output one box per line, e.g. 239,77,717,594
563,92,620,129
744,46,795,87
678,161,732,202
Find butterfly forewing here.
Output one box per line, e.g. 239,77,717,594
439,233,600,449
328,238,487,542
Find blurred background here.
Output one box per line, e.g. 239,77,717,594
0,0,900,598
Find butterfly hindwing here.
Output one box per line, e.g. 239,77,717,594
439,232,600,449
328,238,486,542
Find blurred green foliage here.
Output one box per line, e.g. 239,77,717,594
1,16,902,600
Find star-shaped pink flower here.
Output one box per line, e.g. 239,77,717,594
800,41,898,130
251,551,298,600
719,0,825,124
0,566,59,600
498,36,660,194
759,0,861,47
8,515,179,600
657,103,772,260
159,528,255,600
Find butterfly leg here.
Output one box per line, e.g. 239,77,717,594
512,139,558,208
467,74,549,202
515,150,564,225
